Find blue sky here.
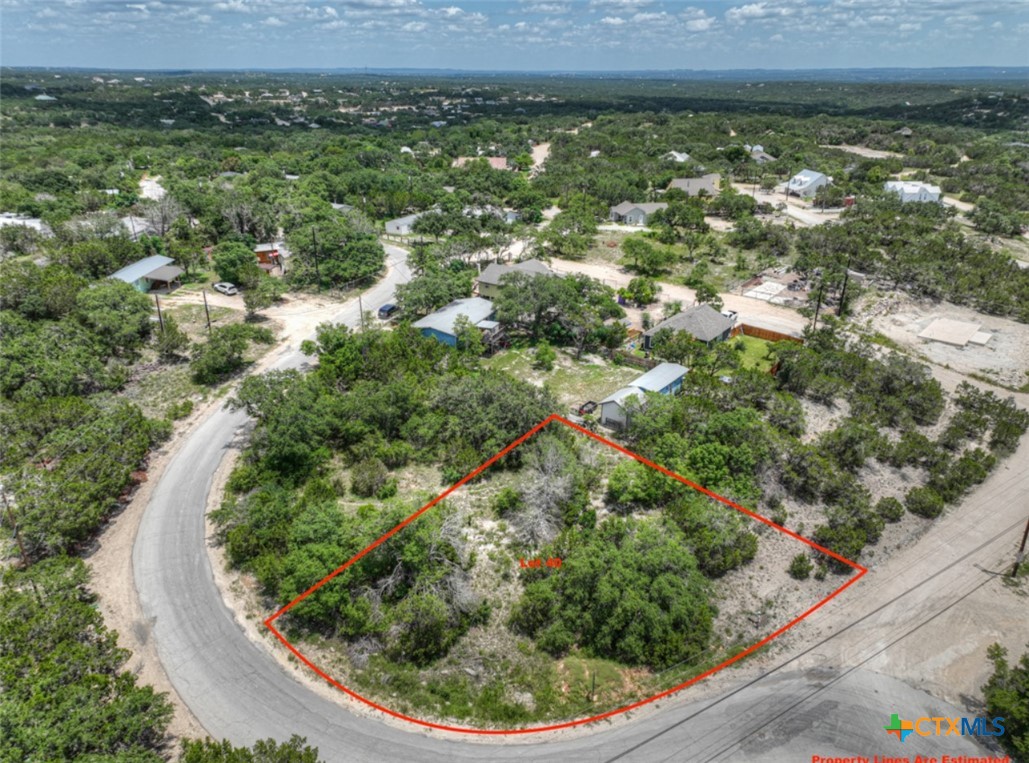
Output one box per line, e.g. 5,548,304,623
2,0,1027,71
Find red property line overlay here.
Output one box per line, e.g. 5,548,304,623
264,413,867,735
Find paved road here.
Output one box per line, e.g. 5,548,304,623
135,242,1014,762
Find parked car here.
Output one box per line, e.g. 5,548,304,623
213,282,238,296
377,303,399,320
577,401,598,415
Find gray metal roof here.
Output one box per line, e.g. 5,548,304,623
386,212,424,227
412,297,495,337
600,386,644,406
610,202,669,216
147,265,184,282
109,255,175,284
630,362,688,392
644,304,734,343
478,259,554,287
668,173,721,195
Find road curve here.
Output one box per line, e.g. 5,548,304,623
135,244,1009,762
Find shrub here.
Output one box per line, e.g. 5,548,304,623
788,553,813,580
876,496,905,523
351,457,388,498
533,340,556,371
904,486,945,518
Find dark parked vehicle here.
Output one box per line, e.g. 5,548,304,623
578,401,598,415
378,303,399,320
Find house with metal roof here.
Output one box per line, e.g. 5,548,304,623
884,180,941,203
664,151,692,163
598,362,688,428
109,255,184,292
667,173,722,197
477,259,555,300
384,212,425,236
787,169,831,199
643,304,735,350
609,202,669,226
412,297,499,348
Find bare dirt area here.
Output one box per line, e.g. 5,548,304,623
546,256,808,336
818,144,904,160
860,292,1029,389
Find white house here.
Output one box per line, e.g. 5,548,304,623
609,202,668,226
664,151,691,163
384,212,425,236
884,180,941,203
787,169,831,198
598,362,688,428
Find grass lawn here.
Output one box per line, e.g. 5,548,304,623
731,335,775,372
485,347,642,410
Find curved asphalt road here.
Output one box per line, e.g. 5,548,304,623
135,244,1005,762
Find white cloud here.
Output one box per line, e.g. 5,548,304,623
600,15,626,25
680,7,716,32
402,19,426,31
632,11,666,23
725,1,796,24
590,0,652,11
261,15,285,25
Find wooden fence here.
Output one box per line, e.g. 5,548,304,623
610,350,659,370
739,323,804,344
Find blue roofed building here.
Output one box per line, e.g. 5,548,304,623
412,297,500,348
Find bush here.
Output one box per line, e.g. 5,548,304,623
351,457,388,498
904,486,945,518
876,496,905,523
533,340,556,371
788,553,813,580
667,495,758,578
190,324,273,385
165,399,194,420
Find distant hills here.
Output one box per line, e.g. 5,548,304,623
4,65,1028,83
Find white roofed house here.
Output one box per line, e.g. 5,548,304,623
787,169,831,199
109,254,184,293
884,180,941,203
664,151,691,163
598,362,688,428
609,202,668,226
384,212,425,236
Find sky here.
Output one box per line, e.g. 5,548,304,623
2,0,1028,71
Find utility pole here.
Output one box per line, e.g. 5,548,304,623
201,289,212,333
1011,515,1029,577
358,293,365,332
810,280,826,331
311,226,321,289
154,294,164,331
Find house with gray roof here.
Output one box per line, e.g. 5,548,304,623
667,173,722,197
609,201,668,226
109,254,184,292
477,259,555,300
884,180,941,203
643,304,735,350
384,212,425,236
412,297,499,348
787,169,831,199
599,362,688,428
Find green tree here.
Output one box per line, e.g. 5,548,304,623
190,324,274,385
212,242,259,285
1,558,172,761
155,313,190,360
533,339,556,371
181,735,323,763
75,278,154,357
981,643,1029,759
